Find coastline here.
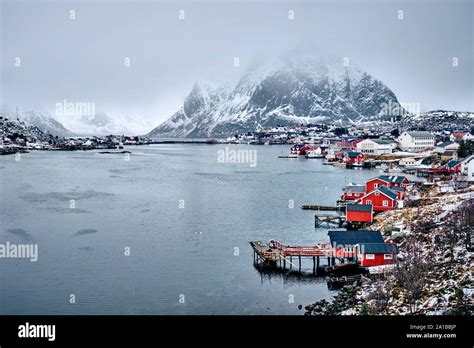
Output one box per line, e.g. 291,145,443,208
305,186,473,315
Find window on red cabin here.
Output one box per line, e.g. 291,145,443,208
383,200,389,206
384,254,393,260
366,200,372,205
365,254,375,260
375,192,380,196
374,183,379,188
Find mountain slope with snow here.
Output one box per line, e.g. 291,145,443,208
399,110,474,132
10,111,76,137
149,56,404,137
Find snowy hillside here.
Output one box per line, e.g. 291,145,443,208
399,110,474,132
5,111,75,137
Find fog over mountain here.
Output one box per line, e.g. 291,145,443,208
2,0,472,136
149,56,404,137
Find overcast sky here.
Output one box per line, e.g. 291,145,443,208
1,0,473,128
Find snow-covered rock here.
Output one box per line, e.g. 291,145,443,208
149,56,404,138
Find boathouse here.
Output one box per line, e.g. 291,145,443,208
365,175,409,192
328,230,384,258
342,151,364,164
355,243,398,267
342,184,366,200
358,186,398,211
346,203,373,223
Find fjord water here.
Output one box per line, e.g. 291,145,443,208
0,144,381,314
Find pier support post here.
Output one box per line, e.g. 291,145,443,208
312,256,316,273
283,258,286,269
299,256,301,271
317,256,320,271
327,257,331,266
331,257,336,266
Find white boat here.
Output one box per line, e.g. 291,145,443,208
351,162,364,167
384,167,403,173
305,150,325,159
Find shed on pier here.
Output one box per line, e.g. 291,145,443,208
346,203,373,223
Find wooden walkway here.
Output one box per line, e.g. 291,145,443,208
300,204,346,211
314,214,345,227
250,240,355,272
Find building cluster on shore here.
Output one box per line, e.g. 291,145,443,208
245,124,474,182
0,115,154,154
248,126,473,315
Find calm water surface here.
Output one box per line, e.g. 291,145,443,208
0,144,392,314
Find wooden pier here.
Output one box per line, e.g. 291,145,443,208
300,204,346,211
250,240,355,274
314,214,346,227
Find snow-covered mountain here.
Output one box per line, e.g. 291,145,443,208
0,115,53,142
7,111,75,137
148,56,405,138
58,111,153,136
399,110,474,132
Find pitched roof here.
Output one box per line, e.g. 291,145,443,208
347,203,372,212
358,243,399,254
377,186,399,200
446,159,460,168
437,141,455,148
345,151,362,158
389,187,404,192
371,139,392,145
328,230,384,246
406,131,433,138
344,185,366,194
376,175,408,184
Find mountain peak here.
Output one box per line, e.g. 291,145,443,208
149,57,404,138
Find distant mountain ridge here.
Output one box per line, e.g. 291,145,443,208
148,56,405,138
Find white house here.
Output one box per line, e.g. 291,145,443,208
356,138,393,155
435,141,460,153
398,131,435,152
460,155,474,181
399,157,422,167
450,132,474,142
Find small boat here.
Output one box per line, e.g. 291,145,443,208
278,153,298,159
327,274,362,289
116,142,124,149
305,151,325,159
351,162,364,167
325,263,366,277
384,167,403,173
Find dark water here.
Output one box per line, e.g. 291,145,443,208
0,144,387,314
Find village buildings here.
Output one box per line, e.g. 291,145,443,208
397,131,435,152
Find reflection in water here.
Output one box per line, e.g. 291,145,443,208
253,260,327,284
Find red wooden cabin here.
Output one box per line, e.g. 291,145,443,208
346,203,373,223
358,186,398,211
356,243,398,267
365,175,409,193
343,151,364,164
342,184,366,200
